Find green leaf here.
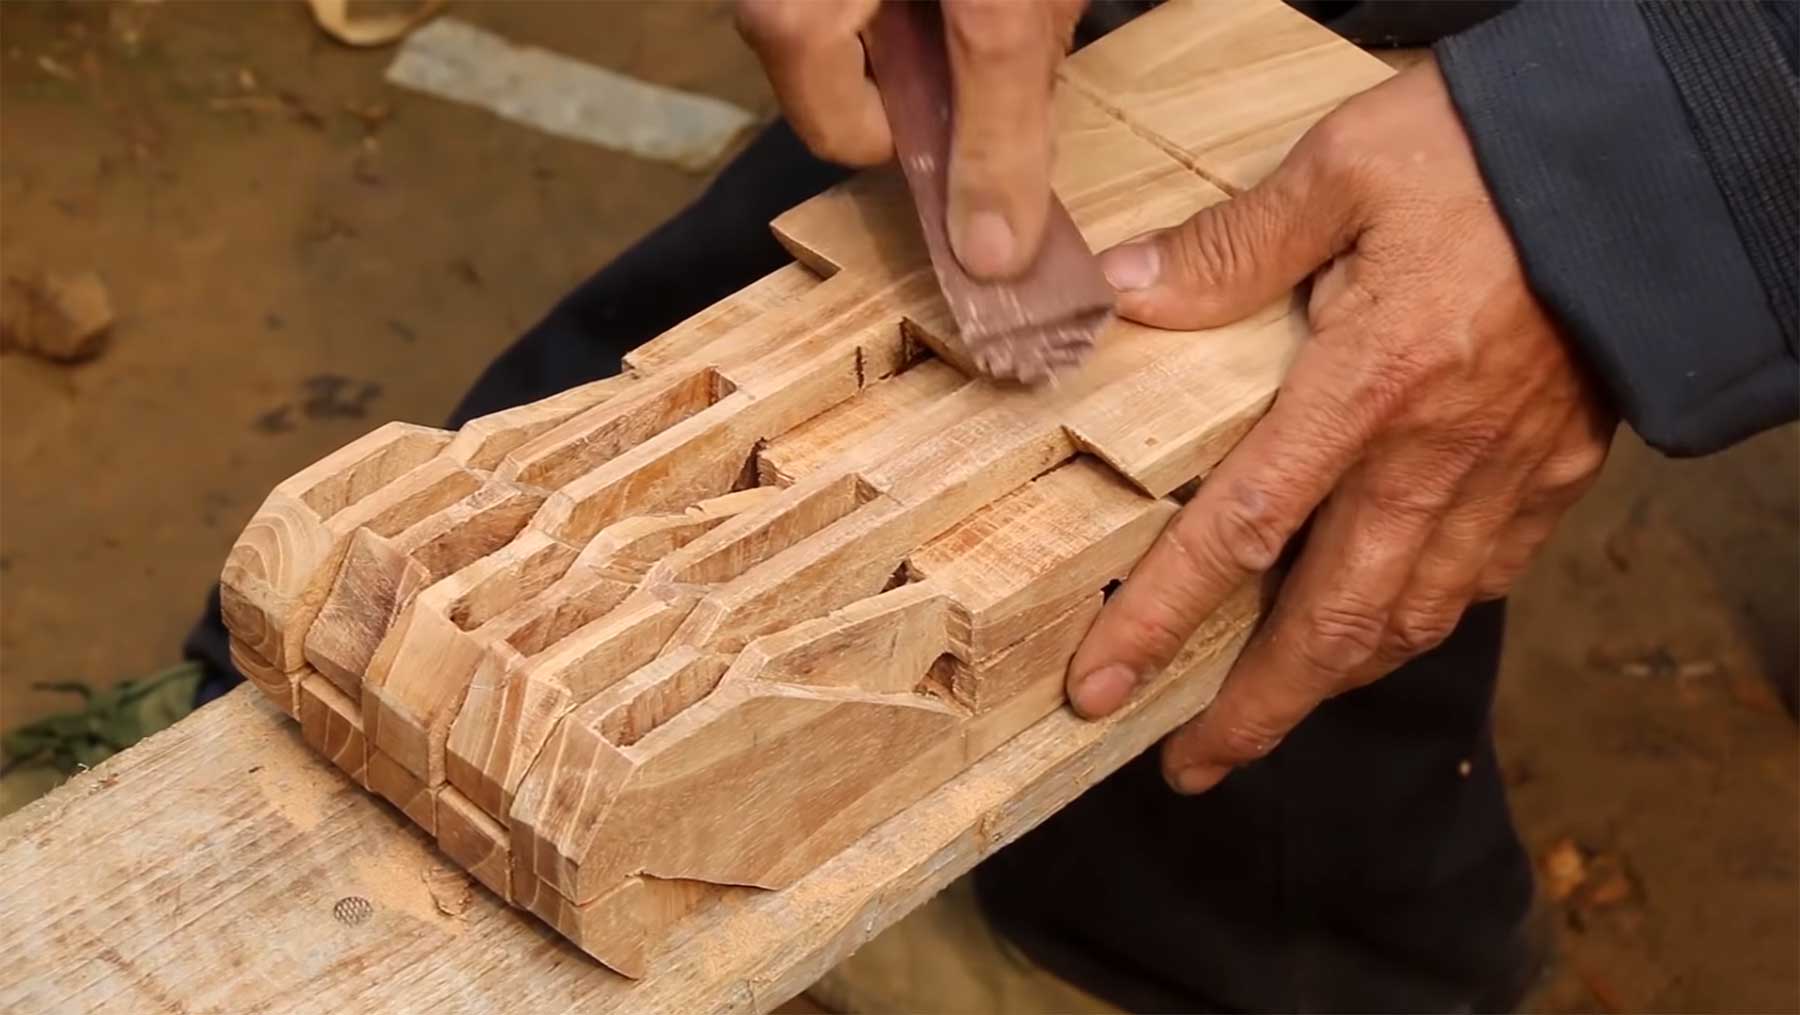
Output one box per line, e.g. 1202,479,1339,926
2,662,201,777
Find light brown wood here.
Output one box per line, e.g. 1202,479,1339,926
1061,305,1307,497
6,1,1404,1004
1060,0,1392,192
956,594,1105,750
771,169,921,279
306,478,543,696
437,785,512,899
621,262,822,375
359,487,774,790
757,358,964,486
447,372,642,471
219,421,454,672
908,457,1177,659
298,670,366,786
232,637,295,716
368,746,436,834
360,529,579,783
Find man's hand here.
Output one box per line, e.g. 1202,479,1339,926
735,0,1083,279
1064,59,1616,793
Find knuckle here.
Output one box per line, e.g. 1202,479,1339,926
1475,566,1523,601
1443,419,1508,456
1335,356,1418,424
1296,599,1387,675
1166,203,1254,295
1289,365,1383,441
735,0,817,50
1298,109,1369,185
1537,442,1607,497
1113,606,1193,667
1473,579,1511,602
1366,475,1456,525
1212,713,1289,765
1200,479,1291,574
1391,604,1462,656
1051,0,1086,42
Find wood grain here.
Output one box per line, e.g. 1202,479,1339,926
1061,0,1392,192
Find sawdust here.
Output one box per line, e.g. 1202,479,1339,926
244,712,340,833
346,841,471,933
423,860,474,917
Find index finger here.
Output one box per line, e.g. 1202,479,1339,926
1159,448,1452,793
1065,350,1374,718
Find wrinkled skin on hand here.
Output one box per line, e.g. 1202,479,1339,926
735,0,1084,280
1064,59,1617,794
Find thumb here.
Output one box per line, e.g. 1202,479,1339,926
1097,156,1356,330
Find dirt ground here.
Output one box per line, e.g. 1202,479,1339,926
1,3,1794,1012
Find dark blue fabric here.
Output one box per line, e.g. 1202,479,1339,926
977,601,1540,1013
1438,1,1799,455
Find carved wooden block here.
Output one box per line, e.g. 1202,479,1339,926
216,0,1390,982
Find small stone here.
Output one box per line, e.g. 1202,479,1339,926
1,269,114,362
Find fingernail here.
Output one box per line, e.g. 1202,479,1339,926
1168,763,1229,795
1099,240,1160,292
1071,664,1138,717
952,210,1017,278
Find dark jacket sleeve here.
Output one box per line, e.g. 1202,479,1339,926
1434,1,1798,456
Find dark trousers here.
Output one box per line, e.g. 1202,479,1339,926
189,119,1537,1013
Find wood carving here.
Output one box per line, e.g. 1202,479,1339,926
206,0,1389,985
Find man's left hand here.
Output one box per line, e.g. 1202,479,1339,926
1063,58,1616,794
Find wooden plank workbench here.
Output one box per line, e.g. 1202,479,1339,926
0,4,1390,1010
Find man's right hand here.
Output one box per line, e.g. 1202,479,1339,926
735,0,1083,280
